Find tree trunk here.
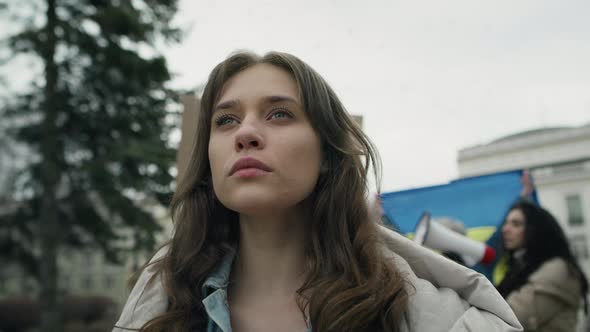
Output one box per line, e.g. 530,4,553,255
39,0,62,331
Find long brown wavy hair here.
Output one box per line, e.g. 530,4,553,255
140,51,409,332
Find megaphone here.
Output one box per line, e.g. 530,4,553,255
413,212,496,267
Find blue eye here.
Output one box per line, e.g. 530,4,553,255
269,108,293,120
214,114,237,127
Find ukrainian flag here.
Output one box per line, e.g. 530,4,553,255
380,170,538,281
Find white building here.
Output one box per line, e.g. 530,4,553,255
458,123,590,331
0,201,171,308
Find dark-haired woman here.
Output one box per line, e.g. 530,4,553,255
497,199,588,331
113,51,521,332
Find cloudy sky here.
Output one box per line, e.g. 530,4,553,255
164,0,590,192
3,1,589,192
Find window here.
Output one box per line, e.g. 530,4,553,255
104,275,114,289
570,234,589,260
82,276,93,290
566,194,585,226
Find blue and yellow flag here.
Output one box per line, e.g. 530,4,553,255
380,170,537,280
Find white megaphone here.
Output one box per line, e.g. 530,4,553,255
413,212,496,267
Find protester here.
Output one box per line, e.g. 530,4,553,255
113,51,522,332
436,170,532,268
497,199,588,331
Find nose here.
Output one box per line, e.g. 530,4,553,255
234,120,265,151
501,223,510,235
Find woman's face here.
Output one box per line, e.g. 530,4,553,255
208,64,322,216
502,208,527,250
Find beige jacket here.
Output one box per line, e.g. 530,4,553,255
506,257,582,332
114,226,522,332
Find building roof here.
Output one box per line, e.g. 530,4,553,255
458,122,590,161
490,126,572,144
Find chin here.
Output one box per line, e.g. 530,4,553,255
227,202,276,215
219,193,307,216
505,245,520,251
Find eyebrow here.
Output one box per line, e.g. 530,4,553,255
213,99,240,113
265,95,300,105
213,95,300,113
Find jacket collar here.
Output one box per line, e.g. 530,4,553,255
202,249,235,296
114,226,522,331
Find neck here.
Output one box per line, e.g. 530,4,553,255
231,209,308,295
513,248,526,260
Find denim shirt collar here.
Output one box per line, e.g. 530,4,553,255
200,251,312,332
202,250,235,296
201,250,235,332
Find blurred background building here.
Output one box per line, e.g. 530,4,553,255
458,123,590,278
0,92,194,309
0,203,170,307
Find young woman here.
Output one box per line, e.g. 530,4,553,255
113,51,521,332
498,199,588,331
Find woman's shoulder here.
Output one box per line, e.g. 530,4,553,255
529,257,577,284
378,225,501,294
377,226,523,331
113,245,170,331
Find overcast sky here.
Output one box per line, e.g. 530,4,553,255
164,0,590,192
4,1,589,193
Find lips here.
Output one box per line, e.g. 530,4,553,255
229,157,272,176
